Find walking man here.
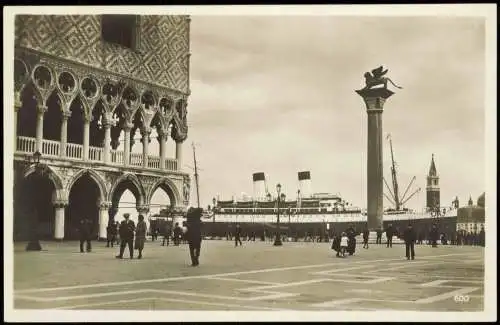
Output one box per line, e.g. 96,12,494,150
430,224,439,248
173,223,181,246
403,224,416,260
234,224,243,247
186,208,203,266
386,224,394,248
106,220,117,248
362,225,369,249
162,221,171,246
79,217,92,253
376,227,383,244
116,213,135,259
135,214,147,259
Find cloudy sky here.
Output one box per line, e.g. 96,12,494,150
121,15,486,216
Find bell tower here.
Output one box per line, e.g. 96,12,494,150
426,154,440,210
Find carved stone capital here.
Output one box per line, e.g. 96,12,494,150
37,105,48,115
140,128,151,142
122,122,134,132
62,110,72,120
99,201,112,210
102,112,115,128
53,201,69,209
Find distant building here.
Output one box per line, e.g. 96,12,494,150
456,193,485,233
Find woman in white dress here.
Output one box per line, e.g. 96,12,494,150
340,232,349,257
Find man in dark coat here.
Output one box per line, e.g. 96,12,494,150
386,224,394,248
331,233,341,257
346,224,357,255
173,223,181,246
116,213,135,259
106,220,117,248
234,224,243,247
162,221,172,246
79,217,93,253
403,224,416,260
362,225,370,249
376,228,383,245
430,224,439,247
186,208,203,266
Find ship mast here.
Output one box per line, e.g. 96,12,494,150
383,134,421,210
192,142,201,208
388,134,401,210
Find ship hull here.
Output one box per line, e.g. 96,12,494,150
200,210,458,239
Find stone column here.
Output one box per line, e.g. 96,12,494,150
175,141,183,171
14,92,21,148
102,115,112,164
141,128,150,168
54,202,67,240
35,105,47,152
356,87,394,232
159,132,167,170
59,111,71,157
123,123,133,166
98,202,110,240
82,117,91,161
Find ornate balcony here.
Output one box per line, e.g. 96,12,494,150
16,136,178,172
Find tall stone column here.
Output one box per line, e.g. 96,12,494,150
35,105,47,152
141,128,150,168
60,111,71,157
98,202,110,240
102,115,112,164
123,123,133,166
82,117,91,161
158,132,167,170
356,87,394,232
54,202,67,240
175,141,183,171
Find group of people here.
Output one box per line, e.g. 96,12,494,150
330,223,418,260
331,225,357,257
103,209,204,266
111,213,148,259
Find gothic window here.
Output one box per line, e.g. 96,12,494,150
101,15,139,49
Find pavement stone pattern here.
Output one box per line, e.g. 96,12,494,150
13,240,484,311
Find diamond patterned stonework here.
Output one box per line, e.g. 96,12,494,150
15,15,190,94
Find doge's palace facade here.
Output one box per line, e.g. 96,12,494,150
13,15,191,241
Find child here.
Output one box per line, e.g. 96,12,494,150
340,232,349,257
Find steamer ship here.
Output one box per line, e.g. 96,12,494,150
201,137,459,237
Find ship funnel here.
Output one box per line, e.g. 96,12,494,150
298,171,312,198
253,172,266,201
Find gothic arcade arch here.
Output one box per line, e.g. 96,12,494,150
23,165,65,201
146,177,181,208
108,173,146,209
66,169,108,204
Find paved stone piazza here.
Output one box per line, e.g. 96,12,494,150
13,240,484,312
